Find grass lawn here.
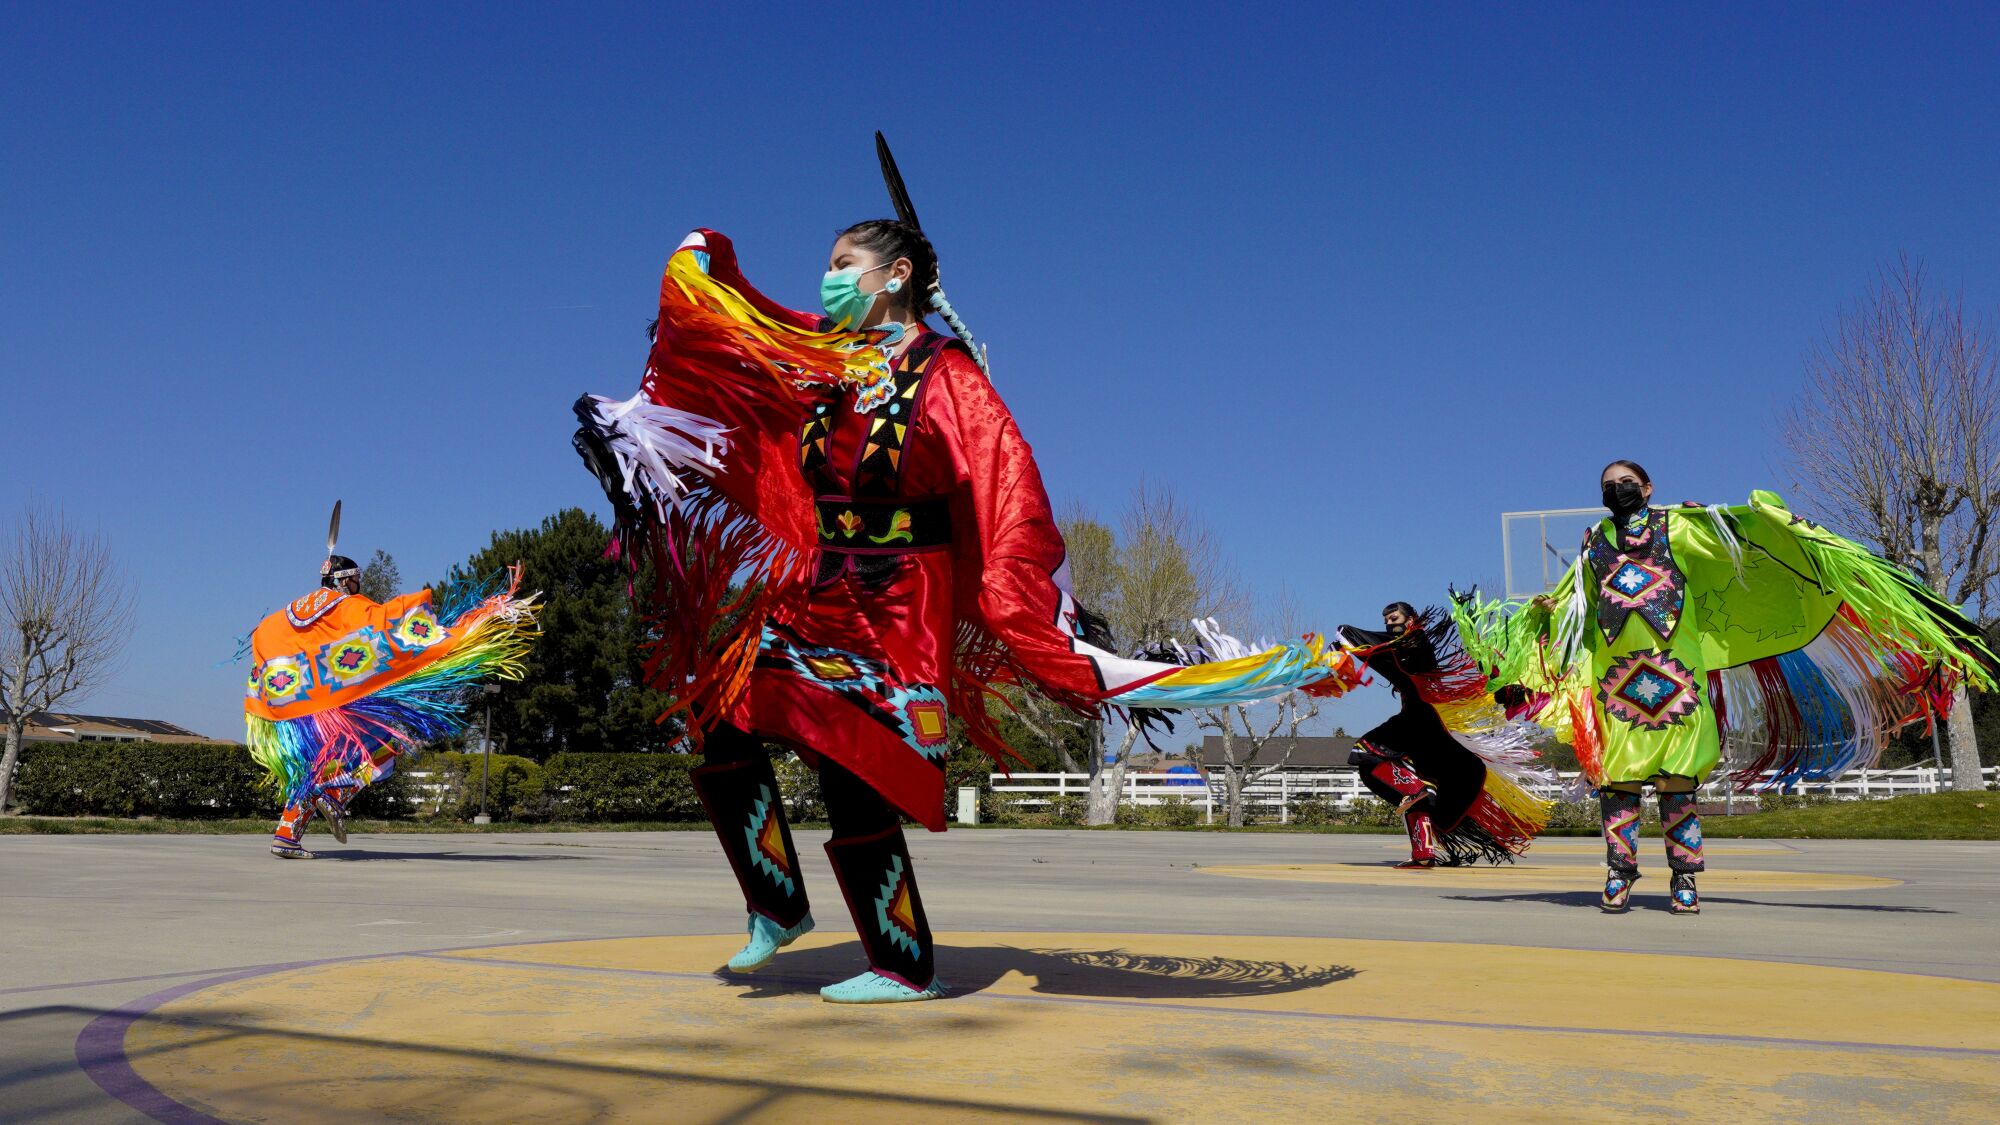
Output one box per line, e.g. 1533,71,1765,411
4,792,1995,839
1700,790,2000,840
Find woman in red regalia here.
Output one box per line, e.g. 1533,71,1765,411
573,159,1356,1003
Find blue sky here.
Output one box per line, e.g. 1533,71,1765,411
5,3,1998,741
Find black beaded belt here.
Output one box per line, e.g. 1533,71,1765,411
814,496,951,553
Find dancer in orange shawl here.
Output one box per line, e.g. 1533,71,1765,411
572,142,1358,1003
244,525,538,858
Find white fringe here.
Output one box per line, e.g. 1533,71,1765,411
1551,559,1590,672
1703,504,1750,588
1449,713,1560,791
491,593,542,626
1562,772,1597,802
581,391,733,518
1190,617,1264,662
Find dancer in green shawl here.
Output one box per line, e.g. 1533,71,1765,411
1454,460,1994,915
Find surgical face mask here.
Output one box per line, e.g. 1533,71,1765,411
820,262,895,330
1602,480,1647,515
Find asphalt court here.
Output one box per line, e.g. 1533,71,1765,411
7,830,1997,1122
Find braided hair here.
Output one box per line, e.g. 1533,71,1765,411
839,219,991,376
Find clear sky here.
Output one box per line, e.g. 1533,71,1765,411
5,3,1998,742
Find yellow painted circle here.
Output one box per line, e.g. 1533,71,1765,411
1464,838,1798,857
118,932,2000,1122
1197,863,1902,892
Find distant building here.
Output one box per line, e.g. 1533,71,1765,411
1123,735,1358,774
1197,735,1356,771
0,711,219,745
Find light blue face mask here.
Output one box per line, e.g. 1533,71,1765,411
820,262,896,331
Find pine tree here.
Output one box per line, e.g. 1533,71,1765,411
443,509,676,760
359,550,401,602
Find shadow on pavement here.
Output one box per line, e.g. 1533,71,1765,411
314,851,588,863
724,940,1359,1001
1442,890,1952,913
10,1002,1149,1123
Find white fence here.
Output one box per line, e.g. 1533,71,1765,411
988,766,1999,824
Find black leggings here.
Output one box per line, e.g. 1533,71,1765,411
704,724,900,839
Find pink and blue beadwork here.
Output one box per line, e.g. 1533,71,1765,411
1600,789,1642,875
1597,650,1700,730
1658,791,1706,873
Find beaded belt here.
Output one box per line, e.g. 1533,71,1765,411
814,496,951,553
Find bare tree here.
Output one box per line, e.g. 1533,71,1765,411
0,504,135,811
1060,503,1123,614
359,549,402,603
1004,506,1119,775
1083,482,1241,825
1197,693,1322,827
1785,256,2000,789
1194,590,1321,826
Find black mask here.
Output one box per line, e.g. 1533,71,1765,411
1602,481,1647,516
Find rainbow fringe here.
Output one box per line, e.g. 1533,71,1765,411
1714,612,1936,787
1472,769,1554,841
244,574,540,807
1434,693,1558,845
1709,506,1992,787
657,244,891,393
1107,633,1363,709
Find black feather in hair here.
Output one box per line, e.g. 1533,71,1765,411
875,131,923,231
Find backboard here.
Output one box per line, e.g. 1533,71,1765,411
1500,507,1603,599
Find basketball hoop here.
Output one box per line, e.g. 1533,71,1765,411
1499,507,1602,599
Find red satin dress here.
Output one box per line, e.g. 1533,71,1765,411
725,327,1090,828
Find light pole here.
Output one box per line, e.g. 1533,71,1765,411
1930,714,1944,792
473,684,500,825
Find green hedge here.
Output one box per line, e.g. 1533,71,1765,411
527,752,703,822
336,750,547,821
12,742,267,817
393,751,543,821
343,763,421,820
10,743,770,825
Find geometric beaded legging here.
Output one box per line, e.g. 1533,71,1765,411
691,725,936,990
1599,787,1706,876
1657,790,1705,874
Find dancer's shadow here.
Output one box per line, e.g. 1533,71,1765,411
38,1003,1145,1122
316,851,588,863
724,941,1358,1002
1442,891,1951,914
1354,860,1524,869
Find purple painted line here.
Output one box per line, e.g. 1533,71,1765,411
420,950,2000,1060
67,937,652,1123
75,963,308,1125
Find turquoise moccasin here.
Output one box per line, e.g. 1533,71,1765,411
818,971,947,1004
726,912,814,973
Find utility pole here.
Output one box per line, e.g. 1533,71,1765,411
473,684,499,825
